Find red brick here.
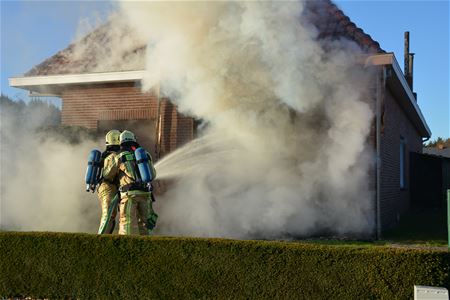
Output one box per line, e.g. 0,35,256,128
61,82,194,158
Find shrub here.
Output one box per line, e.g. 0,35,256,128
0,232,448,299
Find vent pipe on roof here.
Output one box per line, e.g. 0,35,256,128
409,52,415,91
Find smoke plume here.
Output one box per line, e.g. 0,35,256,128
119,1,376,238
0,98,100,232
1,11,140,232
2,1,376,239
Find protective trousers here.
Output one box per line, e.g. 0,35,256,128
118,190,157,235
97,182,119,234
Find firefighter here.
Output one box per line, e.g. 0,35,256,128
97,129,121,234
102,130,157,235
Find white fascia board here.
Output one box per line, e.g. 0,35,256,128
9,70,145,87
366,53,432,138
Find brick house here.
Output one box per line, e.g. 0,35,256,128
9,0,431,235
9,19,193,159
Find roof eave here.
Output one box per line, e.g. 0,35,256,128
9,70,146,96
366,53,431,138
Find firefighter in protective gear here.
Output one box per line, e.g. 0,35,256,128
102,130,157,235
97,129,121,234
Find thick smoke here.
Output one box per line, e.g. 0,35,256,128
120,1,376,238
67,13,145,74
0,98,100,232
28,13,146,76
2,1,376,238
1,12,143,232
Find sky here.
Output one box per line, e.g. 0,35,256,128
1,0,449,139
335,0,450,140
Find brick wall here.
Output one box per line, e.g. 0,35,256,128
379,86,422,230
156,99,194,157
61,82,194,159
62,82,158,128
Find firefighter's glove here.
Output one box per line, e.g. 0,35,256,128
147,212,158,231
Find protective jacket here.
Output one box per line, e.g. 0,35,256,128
103,145,157,235
97,148,120,234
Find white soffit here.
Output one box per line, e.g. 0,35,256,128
366,53,431,138
9,70,146,87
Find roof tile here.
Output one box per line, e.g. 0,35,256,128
25,0,384,76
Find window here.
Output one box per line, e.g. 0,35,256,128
400,136,406,189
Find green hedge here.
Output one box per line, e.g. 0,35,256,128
0,232,448,299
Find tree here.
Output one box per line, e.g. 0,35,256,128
424,137,450,148
0,94,61,128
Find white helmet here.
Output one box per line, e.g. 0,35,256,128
119,130,136,144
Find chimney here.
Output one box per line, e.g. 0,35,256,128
404,31,409,80
404,31,414,92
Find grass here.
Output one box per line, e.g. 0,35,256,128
285,209,448,248
382,209,447,247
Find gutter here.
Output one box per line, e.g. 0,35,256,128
422,136,431,144
374,66,386,239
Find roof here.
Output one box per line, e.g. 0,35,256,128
303,0,383,53
24,0,383,77
25,18,146,76
423,147,450,158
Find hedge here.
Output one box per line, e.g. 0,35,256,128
0,232,448,299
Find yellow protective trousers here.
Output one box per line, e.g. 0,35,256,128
118,190,157,235
97,181,119,234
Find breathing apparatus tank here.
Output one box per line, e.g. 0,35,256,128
134,147,153,184
85,149,102,192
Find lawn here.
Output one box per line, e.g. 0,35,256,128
383,209,448,247
286,209,448,248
